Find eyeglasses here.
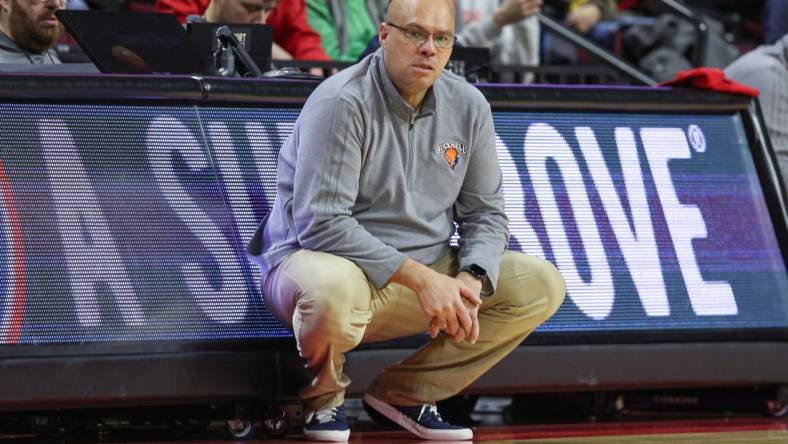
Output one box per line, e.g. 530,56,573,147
385,22,456,50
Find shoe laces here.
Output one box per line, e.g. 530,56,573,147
417,405,444,423
311,406,346,424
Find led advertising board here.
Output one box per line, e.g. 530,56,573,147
0,103,785,346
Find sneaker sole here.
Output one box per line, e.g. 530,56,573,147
362,393,473,441
303,427,350,442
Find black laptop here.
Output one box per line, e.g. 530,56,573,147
55,10,206,75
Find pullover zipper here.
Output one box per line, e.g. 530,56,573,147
406,111,416,191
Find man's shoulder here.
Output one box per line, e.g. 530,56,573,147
310,56,376,105
0,51,26,64
726,45,788,83
436,70,489,109
0,34,25,64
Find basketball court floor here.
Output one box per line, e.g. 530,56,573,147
2,404,786,443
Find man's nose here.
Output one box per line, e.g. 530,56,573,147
418,36,437,56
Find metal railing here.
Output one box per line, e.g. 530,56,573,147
537,14,657,86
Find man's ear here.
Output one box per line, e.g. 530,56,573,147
0,0,10,14
378,22,388,48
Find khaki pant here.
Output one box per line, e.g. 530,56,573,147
263,249,566,412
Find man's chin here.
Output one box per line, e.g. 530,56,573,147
41,23,63,41
23,27,61,52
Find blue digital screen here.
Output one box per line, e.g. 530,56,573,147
494,112,787,331
0,103,785,345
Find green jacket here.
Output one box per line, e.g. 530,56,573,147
306,0,387,62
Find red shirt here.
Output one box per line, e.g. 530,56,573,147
155,0,330,61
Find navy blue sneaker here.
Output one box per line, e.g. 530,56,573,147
363,393,473,440
303,405,350,441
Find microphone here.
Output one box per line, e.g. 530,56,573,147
214,25,263,78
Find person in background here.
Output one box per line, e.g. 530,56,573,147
561,0,616,34
155,0,331,63
456,0,542,83
0,0,65,64
539,0,617,64
725,32,788,192
306,0,386,62
202,0,276,23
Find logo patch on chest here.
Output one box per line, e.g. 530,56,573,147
435,141,467,170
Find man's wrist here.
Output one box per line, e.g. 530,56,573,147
391,257,433,292
460,263,494,297
459,264,486,282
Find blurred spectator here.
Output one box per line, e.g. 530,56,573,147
544,0,617,34
565,0,615,33
456,0,541,82
155,0,331,62
725,33,788,191
540,0,617,65
202,0,276,23
306,0,385,62
763,0,788,45
0,0,64,64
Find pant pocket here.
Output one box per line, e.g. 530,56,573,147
343,307,373,346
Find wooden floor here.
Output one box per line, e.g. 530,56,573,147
3,418,786,443
3,393,787,444
515,431,787,443
472,419,788,442
349,419,788,444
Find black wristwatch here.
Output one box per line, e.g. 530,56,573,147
459,264,486,282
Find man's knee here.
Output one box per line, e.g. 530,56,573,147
282,251,372,338
288,252,370,314
496,252,566,321
536,257,567,319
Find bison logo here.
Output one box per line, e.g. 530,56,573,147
435,141,467,171
443,146,459,170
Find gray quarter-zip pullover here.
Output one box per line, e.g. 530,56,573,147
248,48,508,290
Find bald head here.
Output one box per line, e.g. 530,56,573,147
385,0,455,28
386,0,456,9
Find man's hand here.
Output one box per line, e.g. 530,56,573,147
453,271,483,343
430,298,479,343
391,259,482,342
415,272,478,339
431,272,482,343
456,270,484,295
566,3,602,34
271,43,293,61
493,0,543,29
271,43,325,78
